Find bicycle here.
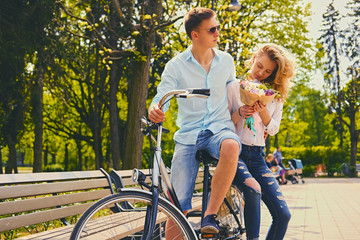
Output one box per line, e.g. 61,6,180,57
70,89,245,240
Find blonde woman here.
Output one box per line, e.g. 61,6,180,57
228,43,295,240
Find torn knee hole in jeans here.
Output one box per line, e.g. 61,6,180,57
243,181,261,195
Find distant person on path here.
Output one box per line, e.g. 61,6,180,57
228,43,296,240
273,146,285,169
266,153,287,185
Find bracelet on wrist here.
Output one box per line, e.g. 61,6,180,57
238,107,242,117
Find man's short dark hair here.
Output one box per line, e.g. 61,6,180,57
184,7,215,40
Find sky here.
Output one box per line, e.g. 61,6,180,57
302,0,350,90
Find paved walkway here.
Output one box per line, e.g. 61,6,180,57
259,178,360,240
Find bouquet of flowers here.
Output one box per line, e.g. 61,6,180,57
239,80,280,106
239,79,280,133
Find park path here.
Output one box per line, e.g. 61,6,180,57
260,178,360,240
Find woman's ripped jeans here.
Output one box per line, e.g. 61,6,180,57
232,144,291,240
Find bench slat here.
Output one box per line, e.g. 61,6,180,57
0,202,93,232
0,178,110,200
18,225,74,239
0,171,106,186
0,189,111,215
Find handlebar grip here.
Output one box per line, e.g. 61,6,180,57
187,88,210,96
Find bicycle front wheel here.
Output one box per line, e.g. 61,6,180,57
71,188,197,240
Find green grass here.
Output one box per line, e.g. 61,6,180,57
1,166,33,173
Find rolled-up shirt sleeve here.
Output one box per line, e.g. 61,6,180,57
265,101,284,136
151,61,178,112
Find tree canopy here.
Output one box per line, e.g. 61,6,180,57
0,0,358,174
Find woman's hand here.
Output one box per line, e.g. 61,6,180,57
240,105,255,119
253,101,266,113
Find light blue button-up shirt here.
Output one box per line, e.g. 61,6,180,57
152,46,236,145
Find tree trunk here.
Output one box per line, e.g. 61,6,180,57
348,102,359,168
337,96,344,149
93,44,103,170
0,147,3,174
122,60,150,169
108,9,122,170
64,143,69,171
44,145,48,166
333,34,343,150
32,60,45,173
313,104,321,144
51,153,56,164
105,143,111,170
350,130,359,168
274,134,279,148
5,135,18,174
85,156,88,170
76,139,83,171
122,0,162,169
265,136,270,155
109,63,122,169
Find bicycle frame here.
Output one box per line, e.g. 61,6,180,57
138,89,210,240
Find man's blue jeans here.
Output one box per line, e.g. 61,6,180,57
233,144,291,240
171,128,240,211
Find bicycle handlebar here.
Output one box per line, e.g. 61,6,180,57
159,88,210,109
187,88,210,96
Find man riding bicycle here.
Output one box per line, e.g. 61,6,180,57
148,7,241,237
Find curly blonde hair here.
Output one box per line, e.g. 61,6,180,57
246,43,296,100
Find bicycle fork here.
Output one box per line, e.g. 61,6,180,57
142,186,160,240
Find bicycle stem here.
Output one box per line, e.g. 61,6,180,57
152,124,163,188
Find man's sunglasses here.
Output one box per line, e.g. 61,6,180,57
208,25,221,34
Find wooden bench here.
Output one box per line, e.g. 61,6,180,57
0,169,117,239
0,168,207,239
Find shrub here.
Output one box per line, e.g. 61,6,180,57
302,165,316,177
281,146,350,177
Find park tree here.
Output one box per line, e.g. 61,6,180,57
340,0,360,170
339,72,360,170
0,0,55,173
55,0,186,169
279,83,335,147
0,2,27,173
0,0,315,172
319,1,344,149
216,0,312,152
29,2,57,172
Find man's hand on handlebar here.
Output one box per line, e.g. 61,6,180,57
148,103,166,123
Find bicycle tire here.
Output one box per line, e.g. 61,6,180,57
70,188,197,240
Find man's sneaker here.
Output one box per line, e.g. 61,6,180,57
201,214,220,234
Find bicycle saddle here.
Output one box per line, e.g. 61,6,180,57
195,150,218,165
